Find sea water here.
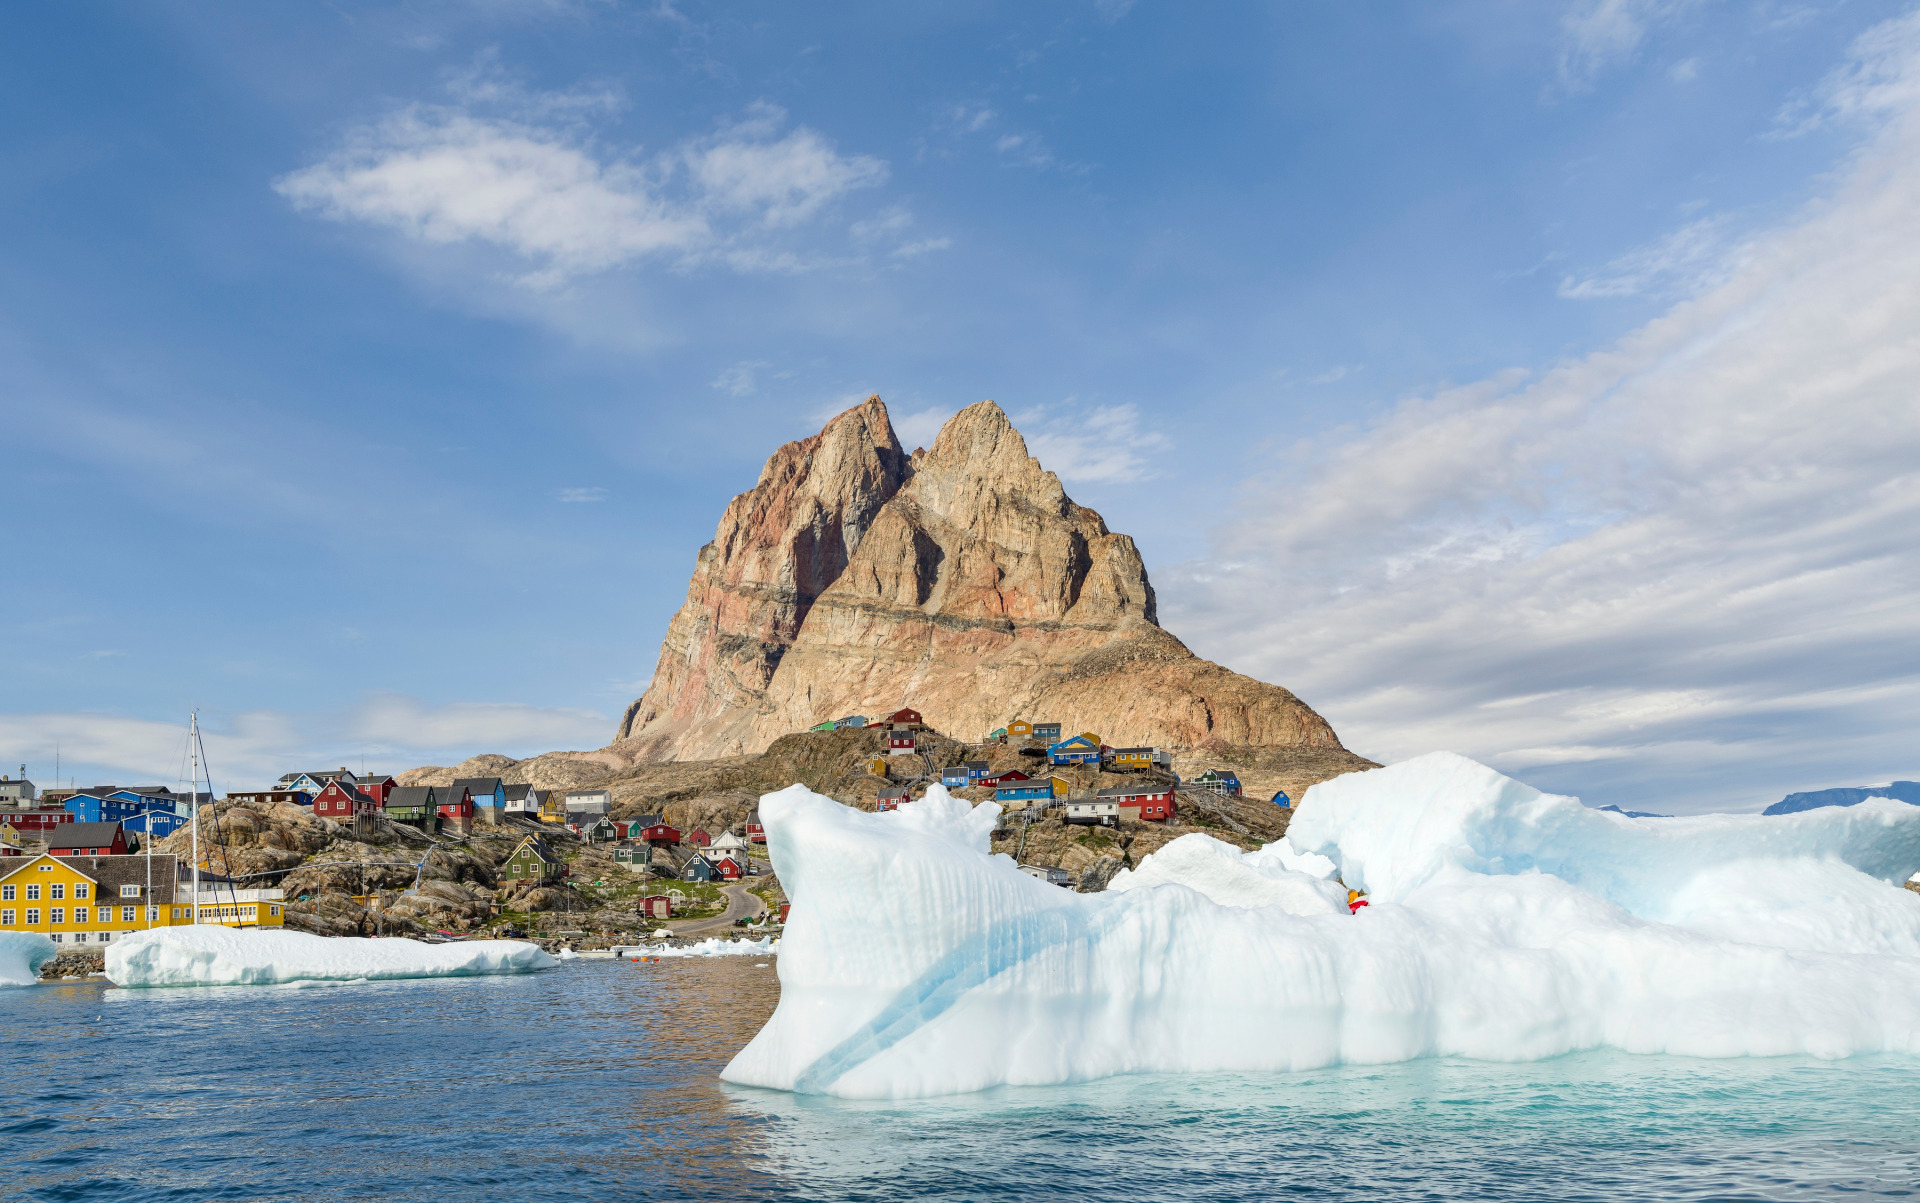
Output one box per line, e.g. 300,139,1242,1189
3,960,1918,1201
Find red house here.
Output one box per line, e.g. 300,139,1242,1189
436,784,475,834
313,780,377,823
744,816,764,844
639,822,681,847
1099,784,1175,823
688,828,711,847
0,806,72,833
639,895,673,919
47,822,129,856
983,769,1030,787
886,708,923,728
778,902,791,924
353,774,397,805
874,786,910,812
888,731,916,754
712,854,745,881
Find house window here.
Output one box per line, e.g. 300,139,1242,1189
148,907,158,921
75,884,88,898
98,932,111,942
49,932,60,943
26,909,40,924
26,885,39,901
74,932,88,943
122,906,136,922
50,884,64,900
74,907,89,923
0,885,10,901
270,905,280,917
121,885,139,897
49,908,63,924
0,909,11,925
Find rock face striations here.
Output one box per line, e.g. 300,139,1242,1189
616,396,1346,761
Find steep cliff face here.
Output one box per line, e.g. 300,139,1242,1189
615,396,1346,760
613,396,910,760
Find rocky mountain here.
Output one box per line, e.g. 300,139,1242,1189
614,396,1348,761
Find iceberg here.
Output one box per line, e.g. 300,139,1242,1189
722,754,1920,1099
641,935,779,959
0,931,58,986
105,927,557,988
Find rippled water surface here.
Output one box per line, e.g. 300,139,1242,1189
4,960,1919,1201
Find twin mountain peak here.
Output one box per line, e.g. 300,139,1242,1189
616,396,1347,762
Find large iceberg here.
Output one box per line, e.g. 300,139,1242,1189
722,753,1920,1098
0,932,58,986
106,927,556,987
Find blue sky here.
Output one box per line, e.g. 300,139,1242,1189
4,0,1918,811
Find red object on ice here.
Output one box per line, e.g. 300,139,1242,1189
1349,898,1369,913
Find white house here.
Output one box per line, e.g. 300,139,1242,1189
710,829,750,856
503,783,546,817
0,776,36,804
564,789,612,818
1063,798,1119,827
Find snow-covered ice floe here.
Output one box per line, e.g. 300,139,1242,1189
642,935,779,958
0,932,58,986
105,927,557,988
722,753,1920,1098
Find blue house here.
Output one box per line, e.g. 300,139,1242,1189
1271,790,1291,809
965,760,991,783
681,852,715,882
995,782,1054,805
65,789,187,836
1047,737,1101,766
1191,769,1243,798
834,715,868,730
940,765,971,787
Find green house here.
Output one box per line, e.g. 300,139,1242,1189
809,720,836,732
502,835,563,882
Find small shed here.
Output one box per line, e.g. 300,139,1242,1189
639,895,673,919
1271,790,1291,809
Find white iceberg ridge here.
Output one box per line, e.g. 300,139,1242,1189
0,931,58,986
722,753,1920,1099
641,935,779,959
106,927,557,987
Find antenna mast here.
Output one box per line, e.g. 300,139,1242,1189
189,712,200,926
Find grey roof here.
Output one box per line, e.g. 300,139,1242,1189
384,785,436,809
635,813,663,828
502,783,537,802
964,760,989,770
47,822,126,848
1110,747,1156,755
54,853,178,903
451,777,503,796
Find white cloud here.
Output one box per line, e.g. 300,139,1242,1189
891,237,952,259
1022,403,1168,484
0,696,610,792
1557,215,1727,298
711,360,768,396
684,103,886,229
1168,10,1920,813
891,406,955,449
1557,0,1696,92
277,94,887,286
555,486,607,502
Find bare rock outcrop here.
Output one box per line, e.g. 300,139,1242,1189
612,396,1346,760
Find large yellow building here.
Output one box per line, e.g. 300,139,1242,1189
0,852,285,947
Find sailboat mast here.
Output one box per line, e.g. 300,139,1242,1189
189,712,200,926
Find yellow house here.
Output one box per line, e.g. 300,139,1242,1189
539,792,568,824
1050,776,1073,797
1079,732,1102,747
0,852,285,946
1008,720,1034,740
868,757,890,778
1109,747,1157,770
0,823,23,854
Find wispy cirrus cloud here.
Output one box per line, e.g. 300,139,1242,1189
555,486,607,502
1021,402,1168,484
1556,0,1698,93
1169,10,1920,814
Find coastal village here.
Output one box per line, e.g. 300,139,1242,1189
0,706,1304,976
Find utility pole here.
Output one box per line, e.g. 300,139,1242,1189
189,712,200,926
